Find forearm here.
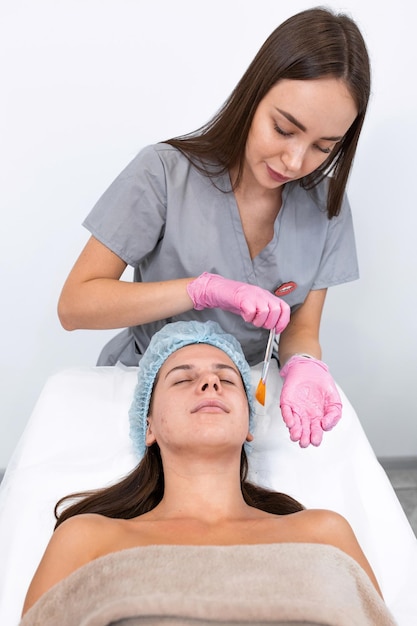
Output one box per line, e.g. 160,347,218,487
278,325,322,366
278,289,326,366
58,236,291,333
58,277,194,330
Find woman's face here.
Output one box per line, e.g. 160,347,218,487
243,77,357,190
146,344,252,454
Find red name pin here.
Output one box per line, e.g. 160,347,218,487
274,282,297,297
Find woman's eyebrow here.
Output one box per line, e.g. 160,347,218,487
213,364,240,376
164,363,239,379
276,107,343,142
164,364,193,379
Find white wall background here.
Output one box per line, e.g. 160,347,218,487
1,0,416,467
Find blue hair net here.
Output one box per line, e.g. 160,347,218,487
129,320,254,459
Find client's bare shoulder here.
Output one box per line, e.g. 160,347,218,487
269,508,361,554
270,508,383,596
22,513,125,616
277,508,353,542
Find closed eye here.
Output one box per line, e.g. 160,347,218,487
274,124,292,137
275,120,338,155
315,145,332,154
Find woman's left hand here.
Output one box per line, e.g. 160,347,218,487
279,355,342,447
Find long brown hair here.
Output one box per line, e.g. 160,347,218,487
165,7,371,218
54,445,303,529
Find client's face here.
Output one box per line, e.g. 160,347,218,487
145,344,251,454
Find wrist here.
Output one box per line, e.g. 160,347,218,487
186,272,213,310
280,354,328,377
294,353,315,359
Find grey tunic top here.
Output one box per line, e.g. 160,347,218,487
83,143,359,366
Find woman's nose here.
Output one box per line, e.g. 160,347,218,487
281,143,305,173
200,374,220,392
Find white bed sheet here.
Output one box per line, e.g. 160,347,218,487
0,362,416,625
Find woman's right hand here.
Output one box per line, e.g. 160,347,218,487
187,272,290,333
58,241,290,334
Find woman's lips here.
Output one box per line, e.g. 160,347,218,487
266,164,291,183
191,400,230,413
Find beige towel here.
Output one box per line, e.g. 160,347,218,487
20,543,397,626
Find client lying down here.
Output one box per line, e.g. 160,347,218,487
20,321,396,625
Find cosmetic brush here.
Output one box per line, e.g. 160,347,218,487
255,328,275,406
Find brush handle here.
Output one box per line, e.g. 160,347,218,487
261,329,275,382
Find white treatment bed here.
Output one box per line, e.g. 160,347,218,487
0,362,416,625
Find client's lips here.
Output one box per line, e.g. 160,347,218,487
191,399,230,413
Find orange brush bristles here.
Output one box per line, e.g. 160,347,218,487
255,378,266,406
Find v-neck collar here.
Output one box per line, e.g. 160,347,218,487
219,171,288,271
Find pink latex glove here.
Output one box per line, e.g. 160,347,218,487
279,355,342,448
187,272,290,333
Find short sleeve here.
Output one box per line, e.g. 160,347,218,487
83,145,168,267
312,192,359,290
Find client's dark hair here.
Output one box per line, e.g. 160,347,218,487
55,445,303,529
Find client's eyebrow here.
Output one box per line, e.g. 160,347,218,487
276,107,343,142
164,363,239,379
